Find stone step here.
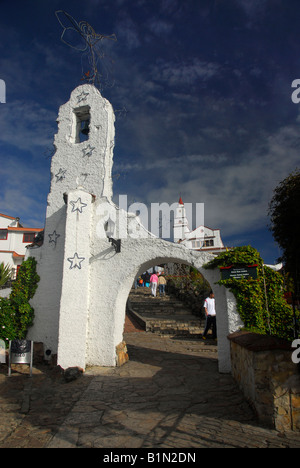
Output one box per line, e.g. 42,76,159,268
129,302,188,310
127,288,204,336
129,307,193,316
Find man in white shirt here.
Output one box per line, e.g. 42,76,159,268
202,291,217,340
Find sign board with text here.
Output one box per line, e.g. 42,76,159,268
220,264,258,281
8,340,33,377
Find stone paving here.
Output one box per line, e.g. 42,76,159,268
1,327,300,448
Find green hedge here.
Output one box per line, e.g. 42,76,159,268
0,257,39,346
203,246,297,341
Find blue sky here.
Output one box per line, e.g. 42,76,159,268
0,0,300,264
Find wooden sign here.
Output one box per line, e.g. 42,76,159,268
220,264,258,280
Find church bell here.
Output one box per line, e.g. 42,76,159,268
81,120,90,135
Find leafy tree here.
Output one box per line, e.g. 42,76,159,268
268,169,300,299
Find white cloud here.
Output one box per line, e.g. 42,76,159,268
146,18,173,37
115,153,228,173
115,121,300,241
115,13,141,49
0,151,49,226
0,187,44,225
0,100,56,151
153,58,220,87
237,0,267,18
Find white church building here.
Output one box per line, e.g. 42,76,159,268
173,197,227,254
23,84,244,374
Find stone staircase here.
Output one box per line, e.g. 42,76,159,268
127,287,205,337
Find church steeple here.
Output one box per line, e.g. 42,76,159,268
48,84,115,217
173,196,190,243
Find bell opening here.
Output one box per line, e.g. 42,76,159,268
72,105,91,144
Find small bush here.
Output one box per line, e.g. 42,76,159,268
0,257,39,346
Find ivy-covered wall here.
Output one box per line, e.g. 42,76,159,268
204,246,297,341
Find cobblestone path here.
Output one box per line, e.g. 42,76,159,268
1,328,300,448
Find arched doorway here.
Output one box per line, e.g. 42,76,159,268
86,238,243,374
126,261,212,337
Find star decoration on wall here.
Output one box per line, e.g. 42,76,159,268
82,144,95,158
67,253,85,270
70,198,87,213
48,230,60,245
55,168,66,182
76,90,89,103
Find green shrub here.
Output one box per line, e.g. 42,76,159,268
0,257,39,346
203,246,297,341
0,262,12,287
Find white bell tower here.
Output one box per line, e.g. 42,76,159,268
27,84,115,362
173,197,190,243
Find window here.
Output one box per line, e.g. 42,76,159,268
204,239,214,247
192,240,201,249
23,233,36,243
0,229,7,240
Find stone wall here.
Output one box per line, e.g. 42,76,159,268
229,331,300,431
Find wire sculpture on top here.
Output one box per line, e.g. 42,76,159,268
55,10,117,92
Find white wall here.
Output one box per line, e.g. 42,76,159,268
0,215,18,229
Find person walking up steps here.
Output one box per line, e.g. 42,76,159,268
158,273,167,297
150,272,159,297
202,291,217,340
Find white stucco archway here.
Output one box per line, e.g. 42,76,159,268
86,237,243,374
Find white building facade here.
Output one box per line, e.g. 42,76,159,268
0,213,43,278
173,197,226,254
